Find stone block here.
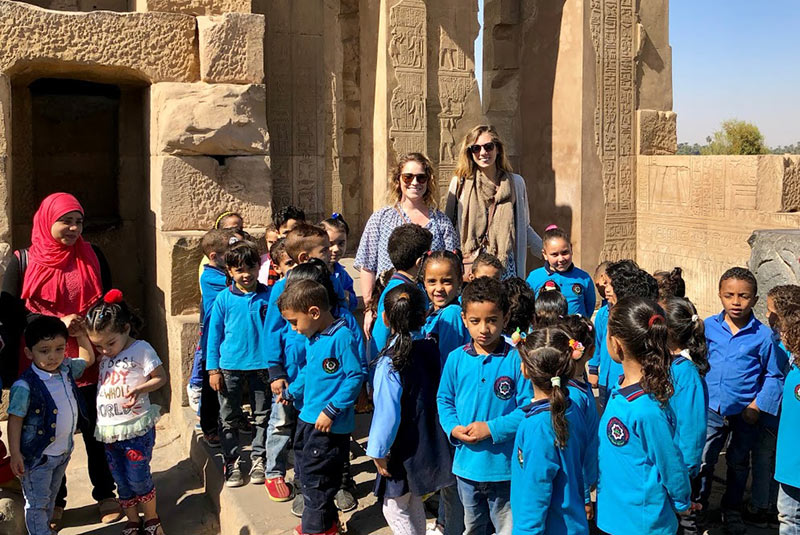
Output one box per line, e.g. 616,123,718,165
637,110,677,155
150,82,268,156
151,155,271,231
135,0,252,15
780,156,800,213
748,229,800,321
158,231,204,317
198,13,264,84
0,1,198,83
0,490,24,535
165,313,200,412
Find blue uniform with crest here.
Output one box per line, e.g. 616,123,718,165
669,352,708,477
526,263,596,317
422,302,470,369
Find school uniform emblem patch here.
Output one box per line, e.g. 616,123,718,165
494,376,515,400
260,303,268,321
517,447,524,467
606,417,629,446
322,358,340,374
572,283,583,295
794,384,800,401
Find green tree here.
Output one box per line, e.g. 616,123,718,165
700,119,769,155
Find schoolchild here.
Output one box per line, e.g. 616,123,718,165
368,283,454,535
198,211,244,280
654,267,686,302
437,276,532,535
593,261,609,308
321,213,358,312
775,306,800,535
503,277,535,346
9,315,94,535
86,291,168,535
206,241,271,489
257,223,282,286
526,225,595,317
513,326,590,535
278,279,366,535
370,224,433,359
698,268,784,533
597,296,692,535
275,205,306,237
534,282,568,327
269,238,296,281
469,252,503,281
421,250,470,368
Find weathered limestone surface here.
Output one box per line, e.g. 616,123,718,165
151,155,271,231
197,13,264,84
166,314,200,413
637,110,677,156
749,230,800,321
0,74,10,243
0,0,199,82
0,490,24,535
135,0,251,15
636,155,800,317
22,0,128,11
158,231,204,317
150,82,268,156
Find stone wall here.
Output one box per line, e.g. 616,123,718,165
636,154,800,317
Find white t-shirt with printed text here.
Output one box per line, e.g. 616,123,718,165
96,339,162,428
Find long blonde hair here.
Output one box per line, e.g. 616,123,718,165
387,152,438,208
453,125,514,181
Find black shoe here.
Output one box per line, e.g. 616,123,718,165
768,505,779,528
721,509,747,535
291,493,304,518
224,461,245,488
742,503,769,529
334,488,357,512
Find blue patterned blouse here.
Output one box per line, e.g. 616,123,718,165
354,205,459,275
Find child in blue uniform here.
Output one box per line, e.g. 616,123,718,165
469,253,503,281
321,213,358,312
698,268,784,533
278,279,365,535
593,261,609,308
370,224,432,360
206,241,271,488
597,296,692,535
775,307,800,535
513,326,590,535
421,250,470,368
368,283,454,535
437,277,532,535
526,225,595,317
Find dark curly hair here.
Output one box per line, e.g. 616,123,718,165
607,296,673,404
662,297,709,376
654,267,686,300
379,283,427,371
607,259,659,302
768,285,800,319
535,289,568,327
273,205,306,230
780,305,800,366
462,276,508,314
503,277,535,335
719,267,757,294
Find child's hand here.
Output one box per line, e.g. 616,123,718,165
209,372,224,392
584,503,594,521
450,425,477,444
587,373,599,388
315,412,333,433
465,421,491,442
10,453,24,478
271,378,288,396
372,457,392,478
679,503,703,516
742,401,760,425
122,386,140,409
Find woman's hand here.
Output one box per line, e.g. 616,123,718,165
60,314,85,337
363,308,375,339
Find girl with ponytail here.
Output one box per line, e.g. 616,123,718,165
597,296,693,535
512,327,590,534
367,283,454,535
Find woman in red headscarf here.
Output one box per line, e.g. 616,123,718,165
1,192,122,527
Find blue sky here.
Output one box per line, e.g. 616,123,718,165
671,1,800,146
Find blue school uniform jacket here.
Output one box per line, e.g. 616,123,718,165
587,305,622,392
206,284,270,371
199,265,229,359
568,379,598,503
776,362,800,488
437,340,532,482
597,383,691,535
512,400,590,535
704,311,784,417
370,272,416,361
526,264,596,317
422,303,470,369
333,262,358,312
669,352,709,477
287,318,365,434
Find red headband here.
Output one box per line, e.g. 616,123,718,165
647,314,665,328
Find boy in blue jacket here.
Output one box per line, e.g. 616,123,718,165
698,267,784,533
279,279,365,535
437,276,532,535
206,241,271,489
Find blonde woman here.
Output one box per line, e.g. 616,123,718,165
355,152,458,335
445,125,542,278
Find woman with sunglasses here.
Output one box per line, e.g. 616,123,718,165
355,152,458,337
445,124,542,279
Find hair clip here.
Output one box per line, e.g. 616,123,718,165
550,376,561,387
425,250,433,257
568,339,585,355
331,212,341,220
691,314,699,322
648,314,665,328
511,327,527,345
103,289,123,304
228,236,240,245
542,280,558,291
545,224,559,231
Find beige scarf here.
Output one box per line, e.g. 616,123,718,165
461,169,516,266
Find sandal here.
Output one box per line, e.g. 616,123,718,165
143,517,165,535
121,520,142,535
99,498,124,524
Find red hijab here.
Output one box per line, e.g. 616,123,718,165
21,193,103,316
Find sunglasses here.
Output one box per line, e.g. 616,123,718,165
469,141,497,154
400,173,429,185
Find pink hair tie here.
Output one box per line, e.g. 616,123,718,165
545,224,559,231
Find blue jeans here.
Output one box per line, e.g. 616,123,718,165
21,451,71,535
779,483,800,535
218,369,269,464
105,427,156,509
752,424,779,509
695,409,760,510
190,338,204,389
456,477,512,535
265,394,297,478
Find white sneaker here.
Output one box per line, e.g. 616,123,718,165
187,383,201,412
425,522,443,535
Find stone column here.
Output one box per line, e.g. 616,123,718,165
0,74,11,271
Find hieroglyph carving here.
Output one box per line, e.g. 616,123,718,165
389,0,426,157
590,0,637,262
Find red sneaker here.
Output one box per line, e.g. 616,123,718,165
293,523,339,535
265,476,293,502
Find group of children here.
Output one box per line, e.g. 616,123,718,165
13,201,800,535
